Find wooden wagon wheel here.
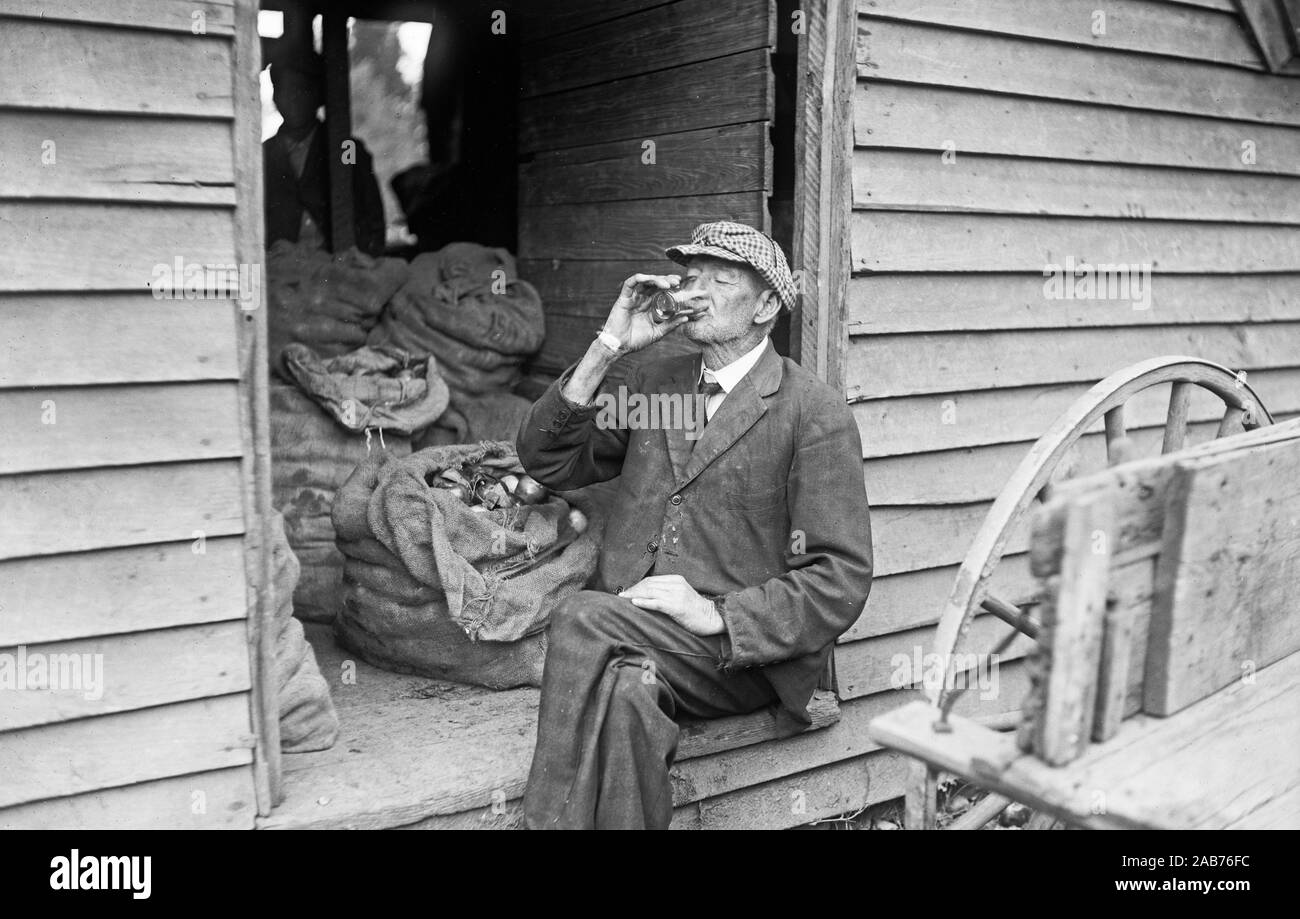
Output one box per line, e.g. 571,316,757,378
928,356,1274,715
906,357,1274,830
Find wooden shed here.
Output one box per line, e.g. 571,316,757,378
1,0,1296,829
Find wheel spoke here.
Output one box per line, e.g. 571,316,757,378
1216,404,1245,438
1162,381,1193,454
1104,406,1131,466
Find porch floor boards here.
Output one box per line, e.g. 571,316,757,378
259,622,840,829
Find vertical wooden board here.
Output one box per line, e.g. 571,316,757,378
0,766,255,829
0,382,244,474
1031,490,1113,765
0,111,235,204
0,295,241,386
0,537,247,646
0,203,238,291
1146,436,1300,714
0,460,245,559
0,18,234,116
0,620,251,730
0,694,255,808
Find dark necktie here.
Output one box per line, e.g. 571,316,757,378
695,377,724,441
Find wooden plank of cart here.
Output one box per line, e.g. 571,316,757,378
868,357,1300,830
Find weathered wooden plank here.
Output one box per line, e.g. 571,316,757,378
860,0,1261,67
0,203,237,291
0,0,235,35
856,19,1300,125
0,766,255,829
0,620,251,730
851,213,1300,273
862,422,1221,506
868,502,1028,578
0,294,240,386
846,324,1300,401
0,460,245,560
516,0,667,43
518,192,767,260
0,112,234,205
855,83,1300,176
0,694,255,808
853,150,1300,222
835,612,1037,700
519,123,770,206
1146,436,1300,714
841,554,1037,642
676,690,840,761
519,49,771,151
1025,490,1113,765
869,651,1300,829
0,537,246,646
0,18,233,116
848,273,1300,333
671,748,910,829
673,667,1027,806
0,382,243,474
521,0,772,97
852,369,1300,457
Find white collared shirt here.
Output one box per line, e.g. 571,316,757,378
699,337,770,421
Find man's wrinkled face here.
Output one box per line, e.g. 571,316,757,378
679,256,775,345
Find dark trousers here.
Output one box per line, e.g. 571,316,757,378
523,589,779,829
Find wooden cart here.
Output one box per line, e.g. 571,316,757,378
868,357,1300,829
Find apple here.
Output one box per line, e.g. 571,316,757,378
513,475,548,505
568,508,588,534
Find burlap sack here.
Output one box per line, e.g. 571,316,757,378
331,441,602,688
267,511,339,753
267,239,410,371
270,382,411,622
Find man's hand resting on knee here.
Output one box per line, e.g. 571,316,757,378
618,575,726,636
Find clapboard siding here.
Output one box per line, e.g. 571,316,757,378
847,323,1300,400
0,17,234,116
0,5,258,826
0,694,255,809
853,151,1300,222
0,203,238,291
853,367,1300,458
0,382,244,473
860,0,1261,68
0,295,241,387
0,112,236,205
841,0,1300,735
857,19,1299,125
0,537,247,646
856,83,1300,176
0,460,245,560
0,0,236,36
849,273,1300,333
0,767,255,830
0,620,251,731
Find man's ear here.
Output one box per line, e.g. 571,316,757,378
751,289,781,326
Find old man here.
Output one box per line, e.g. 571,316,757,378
517,221,873,829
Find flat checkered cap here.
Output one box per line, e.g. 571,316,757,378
665,221,797,312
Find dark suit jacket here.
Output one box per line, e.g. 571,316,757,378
517,340,873,730
263,124,386,257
